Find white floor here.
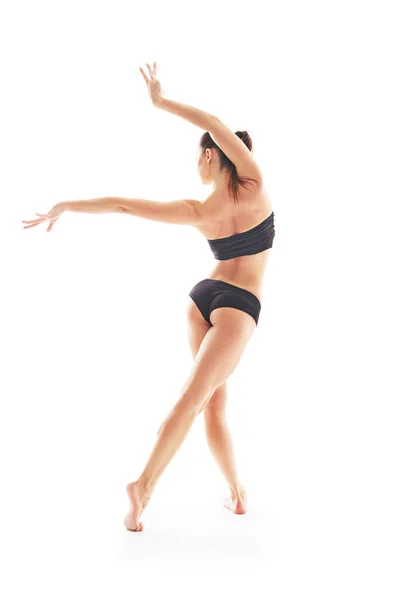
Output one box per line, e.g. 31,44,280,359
2,458,399,599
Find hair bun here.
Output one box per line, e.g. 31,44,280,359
235,130,252,151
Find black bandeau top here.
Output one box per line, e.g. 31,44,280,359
207,211,275,260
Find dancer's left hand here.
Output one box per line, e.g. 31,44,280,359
139,61,165,105
21,202,65,232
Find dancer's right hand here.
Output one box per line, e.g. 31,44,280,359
21,202,66,232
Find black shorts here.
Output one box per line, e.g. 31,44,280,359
188,278,261,326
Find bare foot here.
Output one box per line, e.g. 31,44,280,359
224,489,248,514
123,481,149,532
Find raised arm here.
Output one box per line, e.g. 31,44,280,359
154,97,218,131
207,119,264,185
155,97,263,185
143,62,263,185
140,62,217,131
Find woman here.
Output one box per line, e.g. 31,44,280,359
22,61,276,532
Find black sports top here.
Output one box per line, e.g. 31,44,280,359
206,211,275,260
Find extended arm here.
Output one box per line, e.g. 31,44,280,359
61,196,202,225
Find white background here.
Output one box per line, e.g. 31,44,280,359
1,0,399,598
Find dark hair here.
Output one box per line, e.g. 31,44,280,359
199,130,258,205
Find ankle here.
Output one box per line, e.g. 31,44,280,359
136,476,153,500
230,484,246,499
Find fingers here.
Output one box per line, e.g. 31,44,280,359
21,218,44,225
144,61,157,79
21,214,58,230
22,221,42,229
21,218,57,230
139,66,150,85
37,212,58,221
139,61,158,88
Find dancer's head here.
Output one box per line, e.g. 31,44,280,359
197,130,256,204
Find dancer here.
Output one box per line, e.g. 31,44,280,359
22,61,276,532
